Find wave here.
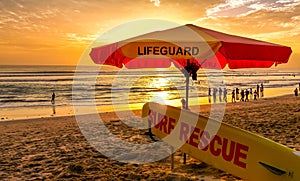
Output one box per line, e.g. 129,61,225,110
1,66,299,110
0,98,49,103
0,78,74,83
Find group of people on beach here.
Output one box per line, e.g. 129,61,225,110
208,83,265,104
232,83,264,102
208,87,227,103
231,84,264,102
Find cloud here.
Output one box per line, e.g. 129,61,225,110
150,0,160,7
0,3,63,33
251,28,300,41
192,4,300,56
11,0,24,8
207,0,300,17
292,15,300,20
66,33,97,44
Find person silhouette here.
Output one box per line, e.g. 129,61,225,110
245,89,250,102
223,88,227,102
295,88,299,97
236,88,239,101
219,87,223,102
208,87,212,103
260,83,264,97
213,88,217,103
256,84,260,98
240,90,245,102
51,92,55,104
232,90,236,103
254,90,258,100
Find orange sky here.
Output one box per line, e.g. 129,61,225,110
0,0,299,68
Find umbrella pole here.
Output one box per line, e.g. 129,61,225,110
185,73,189,110
183,72,189,164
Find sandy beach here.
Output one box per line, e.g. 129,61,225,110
1,0,300,180
0,94,299,180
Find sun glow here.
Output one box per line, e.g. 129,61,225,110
148,77,181,105
128,75,181,106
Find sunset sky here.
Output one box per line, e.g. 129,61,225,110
0,0,299,68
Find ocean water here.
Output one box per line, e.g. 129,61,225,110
0,65,299,119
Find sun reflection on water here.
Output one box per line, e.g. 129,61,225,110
129,76,182,106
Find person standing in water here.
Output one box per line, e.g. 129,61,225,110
240,89,245,102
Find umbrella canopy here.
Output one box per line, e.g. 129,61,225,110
90,24,292,70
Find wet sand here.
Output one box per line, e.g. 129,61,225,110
0,87,294,122
0,95,299,180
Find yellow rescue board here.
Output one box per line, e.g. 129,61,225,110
142,102,300,181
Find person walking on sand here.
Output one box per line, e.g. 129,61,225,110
245,89,250,102
223,88,227,102
235,88,239,101
240,89,245,102
295,88,299,97
213,88,217,103
219,87,223,102
208,87,212,103
254,90,258,100
256,84,260,98
213,88,217,104
249,88,253,100
260,83,264,97
51,92,55,104
232,90,236,103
